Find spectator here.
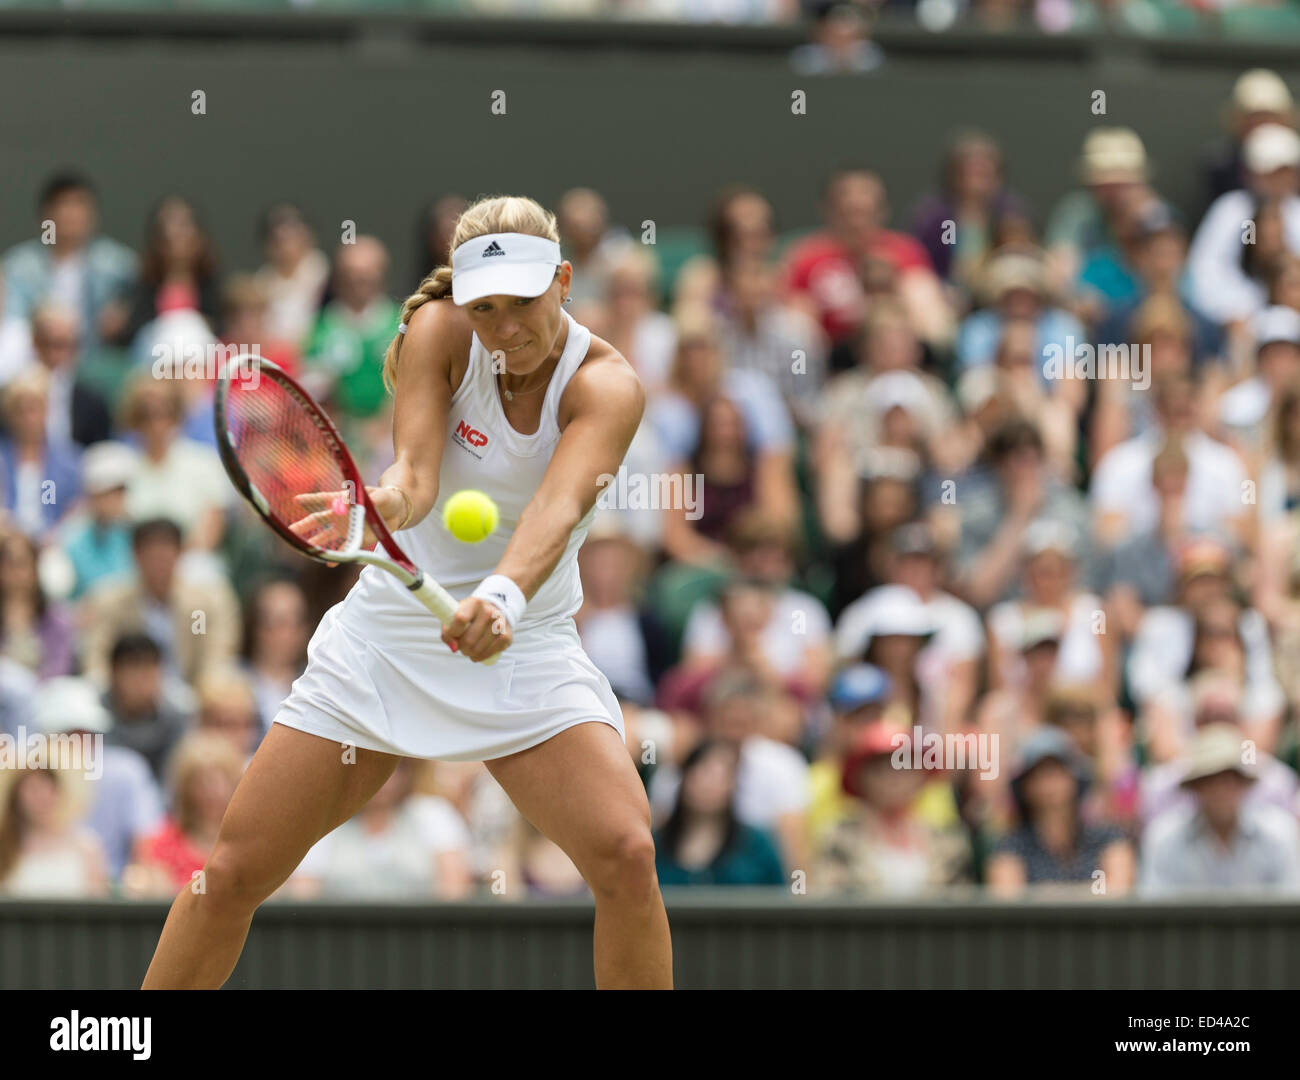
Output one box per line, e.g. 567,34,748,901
1089,294,1211,468
1254,377,1300,522
31,676,163,883
26,301,112,448
1045,127,1155,298
1126,535,1282,752
1188,122,1300,327
0,265,36,385
576,517,658,706
1092,201,1224,373
118,374,230,553
123,731,244,897
816,300,962,476
100,632,193,785
947,417,1092,608
783,168,952,352
1139,672,1297,828
0,764,109,898
219,273,300,381
1139,723,1300,896
1203,69,1297,210
289,759,473,901
239,577,310,734
1218,305,1300,453
655,739,786,886
718,255,828,428
1140,598,1285,761
987,519,1110,693
1042,684,1137,830
986,727,1135,895
833,583,938,729
1,171,136,352
121,196,221,350
650,670,811,873
1089,372,1249,547
597,246,677,396
807,663,894,845
0,367,82,536
789,2,883,77
555,187,635,307
650,306,798,564
0,528,76,680
814,721,972,895
911,129,1029,292
680,510,833,697
956,248,1087,398
195,667,264,763
49,440,138,602
81,518,241,687
253,203,329,348
301,236,399,422
411,194,468,283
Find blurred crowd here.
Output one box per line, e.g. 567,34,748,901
4,67,1300,903
9,0,1300,38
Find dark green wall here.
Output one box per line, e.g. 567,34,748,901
3,894,1299,989
3,16,1300,291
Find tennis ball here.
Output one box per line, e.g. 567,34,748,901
443,489,499,543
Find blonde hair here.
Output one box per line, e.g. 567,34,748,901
118,369,184,431
382,194,562,394
165,732,246,836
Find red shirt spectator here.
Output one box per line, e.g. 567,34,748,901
783,228,932,343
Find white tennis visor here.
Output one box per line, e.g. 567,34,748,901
450,233,562,305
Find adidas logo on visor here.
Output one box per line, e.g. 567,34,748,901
482,241,505,257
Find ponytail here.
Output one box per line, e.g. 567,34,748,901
382,266,453,394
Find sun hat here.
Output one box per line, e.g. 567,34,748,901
1179,722,1258,787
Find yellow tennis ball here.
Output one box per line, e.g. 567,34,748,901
442,489,499,543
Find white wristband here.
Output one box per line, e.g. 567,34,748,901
472,574,526,630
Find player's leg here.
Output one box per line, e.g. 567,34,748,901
142,723,400,989
484,720,672,989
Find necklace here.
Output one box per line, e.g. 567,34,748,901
499,360,556,402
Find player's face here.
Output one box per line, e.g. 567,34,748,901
466,263,572,374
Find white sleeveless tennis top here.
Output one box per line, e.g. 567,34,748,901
350,307,597,633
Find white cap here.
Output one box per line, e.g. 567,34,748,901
82,440,140,495
1254,304,1300,348
451,232,562,306
34,676,113,735
1244,122,1300,174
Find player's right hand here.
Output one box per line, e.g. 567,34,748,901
442,595,513,663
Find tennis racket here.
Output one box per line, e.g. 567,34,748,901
213,352,497,664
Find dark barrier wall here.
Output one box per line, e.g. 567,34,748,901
3,894,1299,989
5,15,1300,284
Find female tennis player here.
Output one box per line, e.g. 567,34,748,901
142,195,672,990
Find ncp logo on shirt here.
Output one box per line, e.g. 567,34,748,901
453,419,490,458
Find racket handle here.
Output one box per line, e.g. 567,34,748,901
410,576,500,667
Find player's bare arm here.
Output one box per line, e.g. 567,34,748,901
373,299,470,532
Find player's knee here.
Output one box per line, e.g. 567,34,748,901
201,843,284,911
585,824,659,901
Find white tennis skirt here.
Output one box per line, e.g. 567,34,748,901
272,586,625,762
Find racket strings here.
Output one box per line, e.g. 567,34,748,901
224,375,355,555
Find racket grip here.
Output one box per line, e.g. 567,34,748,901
410,576,500,667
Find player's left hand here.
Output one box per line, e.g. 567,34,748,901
443,595,513,663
